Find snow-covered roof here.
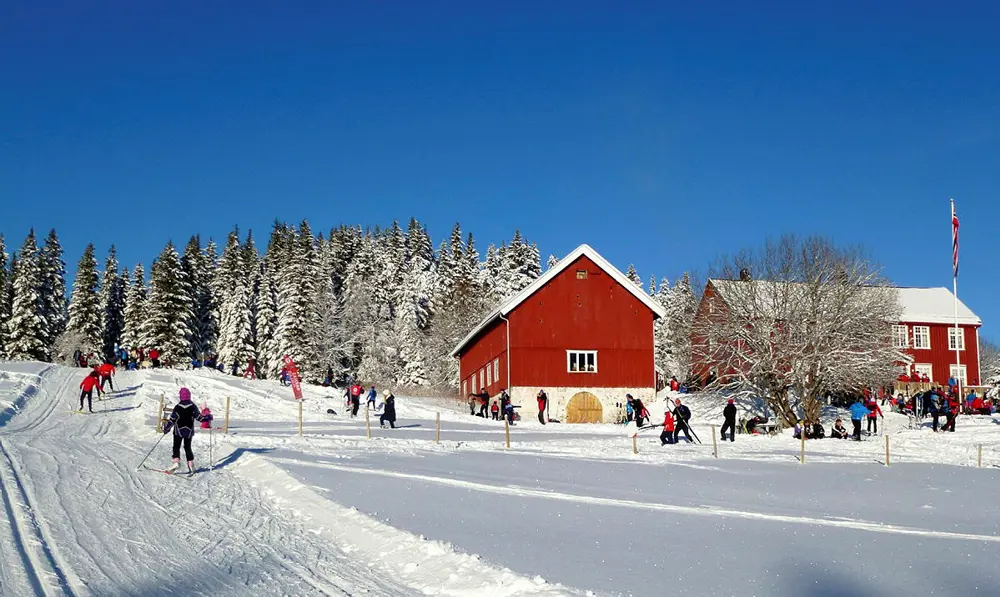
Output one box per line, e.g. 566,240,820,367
895,287,981,326
708,280,981,326
450,244,667,358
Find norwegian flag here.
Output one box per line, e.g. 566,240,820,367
952,211,960,277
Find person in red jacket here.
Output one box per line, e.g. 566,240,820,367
149,348,160,368
660,409,675,445
866,399,883,435
536,389,548,425
79,372,100,412
98,362,115,392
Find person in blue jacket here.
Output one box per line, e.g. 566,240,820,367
367,385,378,410
848,399,869,441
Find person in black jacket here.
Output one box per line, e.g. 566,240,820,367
380,393,396,429
163,387,210,474
672,398,693,443
721,399,737,442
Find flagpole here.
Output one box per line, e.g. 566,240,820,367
951,198,962,402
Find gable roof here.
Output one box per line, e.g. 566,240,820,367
707,279,981,326
450,244,667,357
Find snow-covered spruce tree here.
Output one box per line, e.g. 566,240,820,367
0,235,10,358
311,238,353,383
275,222,321,380
67,243,103,355
38,229,67,357
663,273,696,379
182,235,218,361
483,243,503,303
626,264,642,287
394,220,436,386
254,263,279,377
98,245,126,362
122,263,147,349
547,254,559,271
691,235,901,425
501,230,540,297
214,230,254,374
652,277,675,377
7,231,47,361
344,229,398,384
141,242,193,366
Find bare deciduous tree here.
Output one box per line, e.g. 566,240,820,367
981,338,1000,386
692,236,903,425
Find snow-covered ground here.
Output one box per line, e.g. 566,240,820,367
1,362,999,596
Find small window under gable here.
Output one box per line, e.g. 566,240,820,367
567,350,597,373
576,270,588,279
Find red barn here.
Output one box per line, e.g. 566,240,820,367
450,244,666,423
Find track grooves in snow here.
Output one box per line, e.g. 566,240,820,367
271,457,1000,545
0,440,76,596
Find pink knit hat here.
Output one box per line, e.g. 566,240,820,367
179,388,191,402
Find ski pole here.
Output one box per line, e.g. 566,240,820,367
136,429,169,471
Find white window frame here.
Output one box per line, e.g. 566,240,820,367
486,363,492,386
493,358,499,383
462,380,467,396
567,350,597,373
891,325,908,349
912,326,931,350
949,364,967,386
471,374,477,394
914,363,933,382
479,368,484,389
948,327,965,351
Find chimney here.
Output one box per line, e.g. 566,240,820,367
739,268,751,281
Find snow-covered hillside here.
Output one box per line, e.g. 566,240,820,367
2,363,1000,596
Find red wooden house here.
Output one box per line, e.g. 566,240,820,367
692,280,983,387
892,287,983,386
450,244,666,423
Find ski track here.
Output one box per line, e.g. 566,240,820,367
0,365,419,596
270,456,1000,545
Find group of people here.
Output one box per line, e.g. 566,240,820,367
77,362,118,412
468,388,542,425
658,397,696,445
75,346,161,370
342,381,397,428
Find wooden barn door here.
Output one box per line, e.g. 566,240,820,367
565,392,603,423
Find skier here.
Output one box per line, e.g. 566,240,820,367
866,399,883,435
279,365,290,386
499,389,510,418
625,398,634,423
490,401,499,420
367,385,378,410
672,398,692,443
79,372,100,412
350,382,362,417
849,398,868,441
721,398,737,442
536,389,548,424
660,408,675,445
200,404,213,429
380,392,396,429
669,376,679,392
163,388,211,474
631,395,649,427
98,361,115,393
503,400,515,425
149,348,160,368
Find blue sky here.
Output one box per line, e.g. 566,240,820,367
2,1,997,340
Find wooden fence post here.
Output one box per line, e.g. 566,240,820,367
298,400,303,438
800,432,805,464
435,412,440,444
711,424,718,458
223,396,230,435
632,434,638,455
885,435,890,466
365,407,371,439
504,419,510,449
978,444,983,468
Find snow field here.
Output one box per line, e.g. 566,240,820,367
3,362,1000,596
